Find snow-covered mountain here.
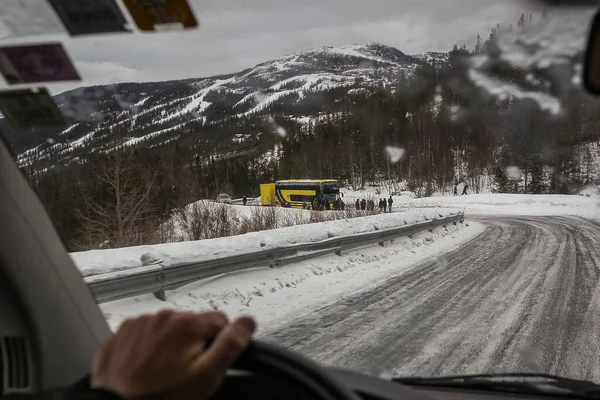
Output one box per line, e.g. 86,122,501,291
6,43,448,169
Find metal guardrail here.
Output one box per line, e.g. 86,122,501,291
86,213,464,304
231,197,257,205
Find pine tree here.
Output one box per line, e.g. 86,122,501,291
493,166,509,193
529,162,545,194
474,34,482,53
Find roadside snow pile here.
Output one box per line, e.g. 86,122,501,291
72,207,458,277
100,221,484,332
398,193,600,218
579,184,600,198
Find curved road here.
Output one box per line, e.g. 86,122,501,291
261,216,600,382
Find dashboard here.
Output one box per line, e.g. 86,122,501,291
213,368,580,400
2,367,581,400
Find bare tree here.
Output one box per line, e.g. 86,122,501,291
77,147,155,249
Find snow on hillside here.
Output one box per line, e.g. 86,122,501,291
72,207,457,278
12,43,434,168
99,221,484,332
579,184,600,198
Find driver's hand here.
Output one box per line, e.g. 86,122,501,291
90,310,256,400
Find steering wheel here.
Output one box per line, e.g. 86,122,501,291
211,340,362,400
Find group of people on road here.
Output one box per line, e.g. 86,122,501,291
303,197,345,211
354,196,393,213
379,197,393,212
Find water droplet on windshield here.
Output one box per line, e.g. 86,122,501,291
449,105,462,122
435,256,449,272
519,345,543,372
385,146,405,163
378,371,394,380
267,116,287,137
505,166,522,180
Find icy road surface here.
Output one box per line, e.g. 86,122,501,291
260,216,600,382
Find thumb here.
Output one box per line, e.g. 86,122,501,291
194,316,256,379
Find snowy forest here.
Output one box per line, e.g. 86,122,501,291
22,11,600,250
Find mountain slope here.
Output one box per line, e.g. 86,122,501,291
6,43,447,169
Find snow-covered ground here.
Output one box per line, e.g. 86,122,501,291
341,184,599,219
91,191,598,335
399,193,600,219
101,221,484,332
73,207,457,277
578,184,600,198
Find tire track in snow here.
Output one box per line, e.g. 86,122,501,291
260,216,600,382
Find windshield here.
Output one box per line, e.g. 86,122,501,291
2,0,600,387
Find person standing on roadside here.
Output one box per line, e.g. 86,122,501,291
388,196,393,212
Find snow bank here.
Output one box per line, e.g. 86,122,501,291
398,193,600,219
100,221,484,332
72,207,457,277
578,184,600,198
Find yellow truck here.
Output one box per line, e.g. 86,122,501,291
260,180,341,209
259,183,277,206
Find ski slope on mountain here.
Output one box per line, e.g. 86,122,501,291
12,43,445,169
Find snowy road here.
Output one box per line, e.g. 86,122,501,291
260,216,600,382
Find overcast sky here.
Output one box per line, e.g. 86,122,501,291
0,0,544,93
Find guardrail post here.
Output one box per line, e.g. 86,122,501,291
268,251,275,267
335,241,343,256
154,289,166,301
153,264,166,302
